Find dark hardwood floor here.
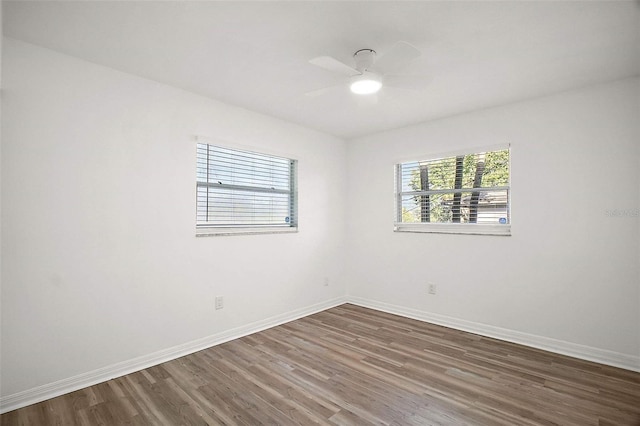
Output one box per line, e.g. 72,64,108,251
2,304,639,425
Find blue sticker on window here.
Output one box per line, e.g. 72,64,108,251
285,217,290,223
499,218,507,224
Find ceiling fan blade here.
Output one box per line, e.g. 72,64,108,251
374,41,421,74
384,74,432,90
305,83,346,98
309,56,360,76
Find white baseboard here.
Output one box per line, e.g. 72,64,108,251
347,296,640,373
0,296,348,414
3,295,638,414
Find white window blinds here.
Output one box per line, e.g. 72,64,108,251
395,147,510,235
196,143,297,232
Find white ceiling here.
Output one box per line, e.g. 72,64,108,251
3,1,640,139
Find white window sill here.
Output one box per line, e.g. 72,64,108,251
196,226,298,237
394,223,511,236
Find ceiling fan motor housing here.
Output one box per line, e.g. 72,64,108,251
353,49,376,72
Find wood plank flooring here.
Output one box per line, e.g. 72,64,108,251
2,304,639,425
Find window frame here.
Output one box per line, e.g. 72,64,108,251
394,145,511,236
195,141,298,237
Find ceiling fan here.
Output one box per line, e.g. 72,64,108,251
307,41,424,97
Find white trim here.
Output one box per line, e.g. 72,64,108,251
394,142,510,166
3,295,638,414
0,296,347,414
196,227,298,237
347,296,640,373
194,135,298,163
394,222,511,236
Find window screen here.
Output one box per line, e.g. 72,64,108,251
196,143,297,232
395,147,510,235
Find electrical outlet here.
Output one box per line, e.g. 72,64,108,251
215,296,224,310
428,284,437,295
324,277,330,287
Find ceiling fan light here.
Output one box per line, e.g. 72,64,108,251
350,73,382,95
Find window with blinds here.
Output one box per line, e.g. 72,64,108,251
395,147,510,235
196,143,297,235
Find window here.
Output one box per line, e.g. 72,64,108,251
395,147,510,235
196,143,297,236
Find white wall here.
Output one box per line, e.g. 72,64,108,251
0,38,347,399
346,77,640,365
0,0,4,398
2,35,639,411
